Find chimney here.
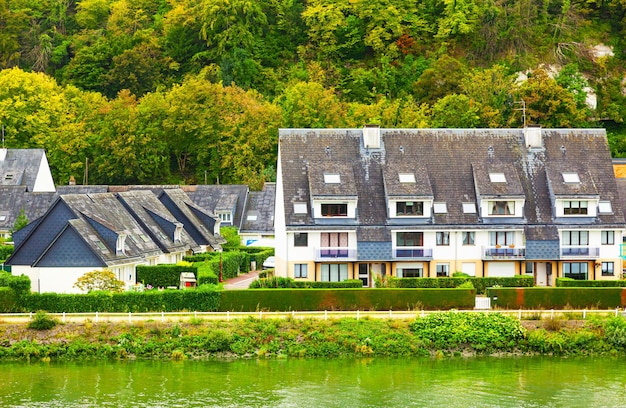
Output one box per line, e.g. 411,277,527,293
0,148,6,161
524,125,542,148
363,124,381,149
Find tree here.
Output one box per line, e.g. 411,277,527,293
74,269,125,293
412,55,467,104
10,209,28,236
431,94,482,128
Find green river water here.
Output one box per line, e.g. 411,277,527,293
1,357,625,407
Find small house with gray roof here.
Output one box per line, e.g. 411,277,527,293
275,126,625,286
186,185,249,228
240,182,275,246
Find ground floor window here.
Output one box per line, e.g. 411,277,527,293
398,268,422,278
320,263,348,282
602,262,614,276
562,262,588,280
436,263,449,277
294,264,308,278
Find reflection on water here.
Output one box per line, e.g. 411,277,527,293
1,357,625,407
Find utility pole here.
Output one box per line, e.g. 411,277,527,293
515,100,527,128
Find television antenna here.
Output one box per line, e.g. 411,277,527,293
515,100,527,128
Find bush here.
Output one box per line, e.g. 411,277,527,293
409,312,526,351
0,287,17,312
27,310,59,330
249,278,363,289
0,244,13,261
385,276,533,294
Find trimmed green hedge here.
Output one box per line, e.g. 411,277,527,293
218,288,476,311
387,276,534,294
23,289,221,312
195,251,250,284
249,277,363,289
0,287,17,312
136,265,198,288
487,287,626,309
556,278,626,287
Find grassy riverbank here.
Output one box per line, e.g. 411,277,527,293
1,313,626,361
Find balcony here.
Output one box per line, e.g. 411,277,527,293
315,247,357,261
561,247,600,258
483,246,526,260
393,247,433,260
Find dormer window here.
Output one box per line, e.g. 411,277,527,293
293,203,308,215
399,173,416,183
116,235,126,254
396,201,423,216
489,173,506,183
217,211,232,224
563,200,588,215
433,202,447,214
94,239,108,252
562,172,580,183
324,173,341,184
4,173,13,180
174,225,183,242
489,201,514,215
321,203,347,217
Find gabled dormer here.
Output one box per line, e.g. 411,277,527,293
382,164,434,219
308,162,358,220
472,164,525,218
545,167,601,218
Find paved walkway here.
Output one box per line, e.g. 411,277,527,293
223,270,260,289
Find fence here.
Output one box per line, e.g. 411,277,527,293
1,308,625,324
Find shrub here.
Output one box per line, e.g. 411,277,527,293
74,269,125,293
556,278,626,287
27,311,59,330
0,287,17,312
488,287,626,309
136,265,198,288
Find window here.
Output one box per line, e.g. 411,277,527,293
563,262,588,280
294,264,308,278
396,201,423,216
490,231,514,246
489,201,514,215
93,240,108,252
397,267,422,278
562,231,589,246
598,201,613,214
602,262,614,276
462,203,476,214
525,262,534,275
218,212,232,223
462,231,475,246
397,232,423,247
321,203,347,217
433,202,447,214
321,264,348,282
436,263,449,277
489,173,506,183
601,231,614,245
0,215,5,221
294,233,308,247
436,232,450,246
293,203,308,214
4,173,13,180
399,173,416,183
562,172,580,183
324,173,341,184
320,232,348,257
563,201,588,215
246,214,258,221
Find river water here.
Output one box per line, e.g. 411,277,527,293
1,357,625,407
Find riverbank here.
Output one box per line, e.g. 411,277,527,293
1,312,625,361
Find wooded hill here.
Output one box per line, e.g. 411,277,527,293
1,0,626,188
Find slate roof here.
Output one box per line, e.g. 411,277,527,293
240,182,275,234
0,149,48,192
0,187,57,233
279,128,625,234
187,185,249,228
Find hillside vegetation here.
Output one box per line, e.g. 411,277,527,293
1,0,626,187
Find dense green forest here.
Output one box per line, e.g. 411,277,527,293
1,0,626,188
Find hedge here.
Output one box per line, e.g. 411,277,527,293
0,287,17,312
249,277,363,289
487,287,626,309
196,251,250,284
556,278,626,287
387,276,534,294
136,265,198,288
23,289,221,313
0,245,13,262
218,288,476,312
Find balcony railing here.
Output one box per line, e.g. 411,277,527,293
315,247,357,261
483,246,526,260
393,247,433,259
561,247,600,258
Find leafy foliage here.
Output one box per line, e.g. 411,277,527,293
27,310,59,330
74,269,125,293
